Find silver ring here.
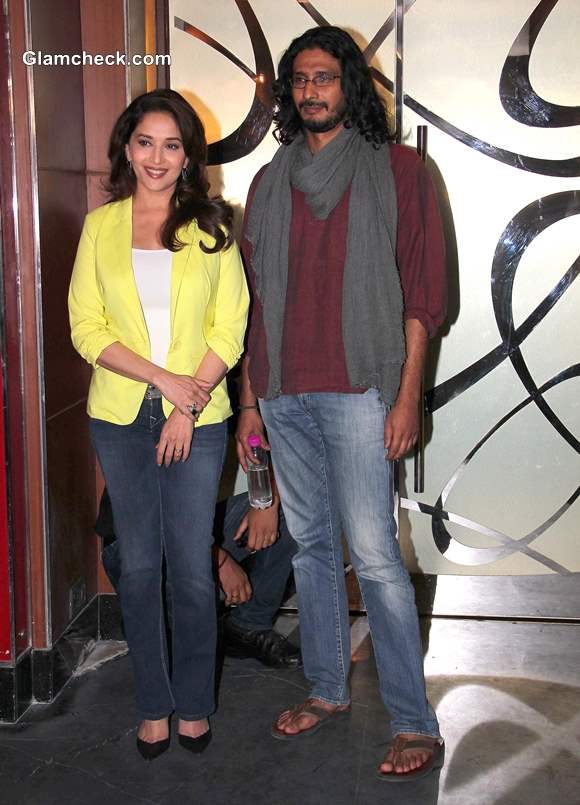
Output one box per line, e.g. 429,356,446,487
187,402,199,414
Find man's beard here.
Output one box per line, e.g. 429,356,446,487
299,99,347,133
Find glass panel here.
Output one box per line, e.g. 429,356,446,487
399,0,580,581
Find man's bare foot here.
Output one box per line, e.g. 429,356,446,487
378,733,441,775
275,698,349,736
178,717,210,739
137,717,169,744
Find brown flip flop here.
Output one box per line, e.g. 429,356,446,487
271,698,350,741
376,736,445,782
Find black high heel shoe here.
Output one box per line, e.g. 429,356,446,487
136,735,170,760
178,727,212,754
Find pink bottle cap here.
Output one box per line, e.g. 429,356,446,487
248,434,262,448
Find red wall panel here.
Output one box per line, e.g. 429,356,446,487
0,367,12,662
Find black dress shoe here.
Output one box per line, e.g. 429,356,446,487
136,735,170,760
178,728,212,754
223,619,303,669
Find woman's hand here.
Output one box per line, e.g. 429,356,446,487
156,409,194,467
235,408,269,471
154,371,211,420
218,553,252,606
234,502,279,551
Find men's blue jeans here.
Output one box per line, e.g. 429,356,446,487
218,493,297,632
90,397,227,721
260,390,440,739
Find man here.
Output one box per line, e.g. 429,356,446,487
95,488,301,668
236,26,446,782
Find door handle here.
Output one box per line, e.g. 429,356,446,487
414,125,428,494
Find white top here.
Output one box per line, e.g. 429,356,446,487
132,248,172,368
233,463,249,495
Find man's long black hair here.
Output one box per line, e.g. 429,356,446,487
273,26,394,146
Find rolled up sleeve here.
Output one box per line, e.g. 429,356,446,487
205,242,250,369
393,146,447,338
68,215,118,367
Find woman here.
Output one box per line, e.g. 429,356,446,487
68,89,249,759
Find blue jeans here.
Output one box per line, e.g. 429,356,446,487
90,397,227,721
217,494,297,631
260,390,440,738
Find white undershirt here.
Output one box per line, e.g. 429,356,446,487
132,248,172,368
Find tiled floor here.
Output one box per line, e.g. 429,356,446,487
1,616,579,805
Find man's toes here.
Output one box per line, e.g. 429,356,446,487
380,748,432,774
287,714,318,734
379,755,395,773
289,714,313,733
280,717,299,734
276,709,298,730
400,755,413,772
276,716,296,733
403,751,429,772
415,751,429,769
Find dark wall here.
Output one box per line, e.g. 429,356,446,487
30,0,96,642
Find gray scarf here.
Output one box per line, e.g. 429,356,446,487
245,125,405,404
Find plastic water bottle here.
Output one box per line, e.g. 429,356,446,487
247,434,273,509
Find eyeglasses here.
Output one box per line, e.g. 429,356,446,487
291,73,341,89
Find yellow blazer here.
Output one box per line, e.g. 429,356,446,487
68,197,249,425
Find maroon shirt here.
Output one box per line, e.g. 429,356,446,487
241,144,447,397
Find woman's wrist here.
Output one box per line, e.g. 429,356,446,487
150,366,169,389
193,375,214,392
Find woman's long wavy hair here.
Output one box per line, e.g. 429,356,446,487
105,89,232,253
273,26,393,147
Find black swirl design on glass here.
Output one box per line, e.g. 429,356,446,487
415,191,580,567
297,0,417,62
303,0,580,176
420,363,579,571
427,192,580,416
174,0,274,165
295,1,329,27
176,0,580,175
404,95,580,177
491,194,580,454
364,0,417,60
500,0,580,127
